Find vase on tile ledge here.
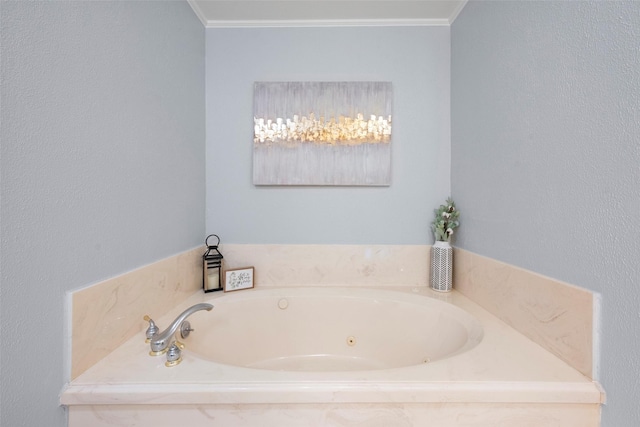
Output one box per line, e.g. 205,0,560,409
430,240,452,292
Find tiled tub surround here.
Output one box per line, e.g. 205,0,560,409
64,244,604,426
62,287,603,426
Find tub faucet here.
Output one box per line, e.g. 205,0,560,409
145,303,213,355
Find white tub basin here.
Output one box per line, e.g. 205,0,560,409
185,287,484,371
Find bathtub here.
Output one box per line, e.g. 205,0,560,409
185,287,483,372
62,286,603,427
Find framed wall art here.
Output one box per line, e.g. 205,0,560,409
253,81,392,186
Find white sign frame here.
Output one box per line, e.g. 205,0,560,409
224,267,255,292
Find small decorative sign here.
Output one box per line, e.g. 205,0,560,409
224,267,254,292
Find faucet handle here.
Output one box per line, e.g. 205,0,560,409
179,321,195,339
165,341,183,367
143,315,159,343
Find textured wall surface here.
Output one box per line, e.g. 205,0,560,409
0,2,204,426
206,26,451,244
451,2,640,426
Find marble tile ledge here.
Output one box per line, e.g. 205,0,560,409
62,287,603,406
68,244,599,392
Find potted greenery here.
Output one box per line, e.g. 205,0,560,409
431,197,460,242
430,198,460,292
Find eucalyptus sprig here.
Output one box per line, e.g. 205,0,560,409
431,197,460,242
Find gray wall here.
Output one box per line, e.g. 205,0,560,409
206,26,451,244
0,2,204,426
451,2,640,426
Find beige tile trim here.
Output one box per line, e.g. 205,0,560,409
69,403,601,427
453,248,593,378
70,245,594,381
71,247,204,379
220,244,430,287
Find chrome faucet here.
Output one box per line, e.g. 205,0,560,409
145,303,213,355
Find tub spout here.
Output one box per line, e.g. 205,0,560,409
148,303,213,354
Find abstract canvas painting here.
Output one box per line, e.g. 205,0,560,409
253,82,392,186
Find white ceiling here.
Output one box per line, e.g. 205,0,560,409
188,0,468,27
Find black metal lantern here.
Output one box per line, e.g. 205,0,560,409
203,234,223,293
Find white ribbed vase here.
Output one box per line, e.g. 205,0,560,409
430,240,452,292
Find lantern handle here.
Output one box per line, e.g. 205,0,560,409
205,234,220,248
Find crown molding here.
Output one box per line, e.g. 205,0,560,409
187,0,465,28
200,18,451,28
448,0,468,24
187,0,208,26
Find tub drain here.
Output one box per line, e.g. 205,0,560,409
346,336,357,346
